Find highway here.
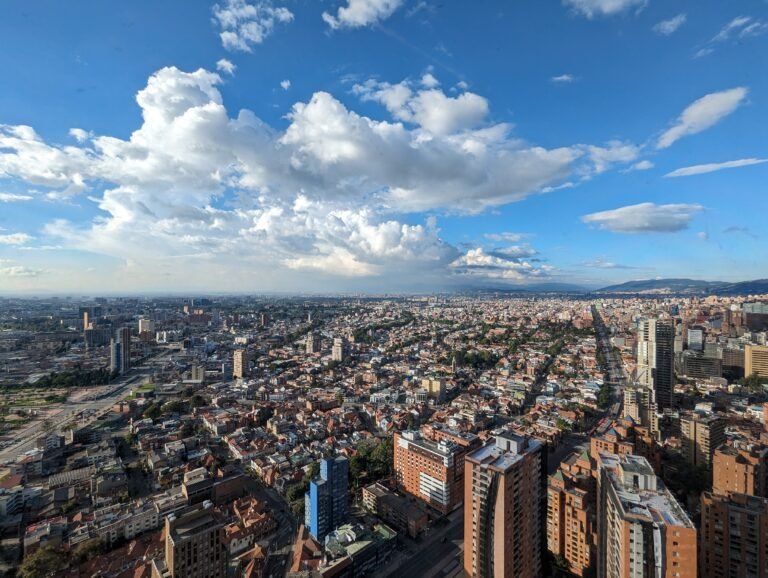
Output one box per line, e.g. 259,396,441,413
591,303,627,419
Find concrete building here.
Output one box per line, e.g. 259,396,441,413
304,456,349,541
110,327,131,375
745,344,768,378
464,432,545,578
306,333,321,355
361,482,428,539
233,349,248,379
138,318,154,335
331,337,345,362
680,412,725,468
422,377,446,403
590,417,661,473
636,318,674,410
394,430,479,514
596,453,696,578
151,503,228,578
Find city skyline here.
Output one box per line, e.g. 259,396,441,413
1,0,767,294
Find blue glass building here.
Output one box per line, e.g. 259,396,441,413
305,456,349,540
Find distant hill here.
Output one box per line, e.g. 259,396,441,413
597,278,768,296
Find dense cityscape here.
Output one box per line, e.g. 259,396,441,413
0,292,766,577
2,0,768,577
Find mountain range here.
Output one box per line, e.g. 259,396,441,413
595,278,768,296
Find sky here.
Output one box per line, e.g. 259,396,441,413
0,0,766,294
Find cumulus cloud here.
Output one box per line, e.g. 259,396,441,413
216,59,237,75
665,158,768,178
551,74,576,83
653,13,686,35
0,233,33,245
657,87,748,149
0,192,33,202
69,128,92,142
582,203,704,233
0,65,642,285
280,79,291,90
563,0,646,19
353,76,489,136
212,0,294,52
323,0,405,30
450,247,553,281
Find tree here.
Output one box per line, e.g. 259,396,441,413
143,403,161,420
71,538,104,565
18,546,67,578
189,395,206,408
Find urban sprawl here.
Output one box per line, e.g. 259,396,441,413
1,294,768,578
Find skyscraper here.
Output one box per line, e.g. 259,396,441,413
110,327,131,375
306,333,321,355
464,432,545,578
233,349,248,379
596,453,696,578
636,318,674,412
745,344,768,378
305,456,349,541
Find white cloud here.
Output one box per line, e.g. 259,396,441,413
581,203,704,233
450,248,552,281
582,258,635,269
653,13,686,36
628,160,654,171
420,73,439,88
0,265,43,277
323,0,405,30
0,65,645,285
0,192,33,202
551,74,576,83
585,141,640,174
0,233,33,245
68,128,92,142
212,0,294,52
657,87,748,149
484,232,530,242
353,77,489,136
280,79,291,90
563,0,646,19
665,158,768,178
216,59,237,75
696,16,767,57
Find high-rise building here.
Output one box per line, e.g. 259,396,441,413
464,432,545,578
745,344,768,378
699,492,768,578
331,337,345,362
700,439,768,577
712,443,768,498
233,349,248,379
306,333,321,355
304,456,349,541
636,318,675,411
547,451,596,577
680,412,725,468
590,417,662,473
151,503,228,578
394,430,479,514
110,327,131,375
681,350,722,380
596,453,697,578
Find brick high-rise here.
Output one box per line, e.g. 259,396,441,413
464,432,545,578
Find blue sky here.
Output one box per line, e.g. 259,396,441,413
0,0,766,293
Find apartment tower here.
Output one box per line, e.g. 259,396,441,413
464,432,545,578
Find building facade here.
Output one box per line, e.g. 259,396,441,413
304,456,349,541
464,432,545,578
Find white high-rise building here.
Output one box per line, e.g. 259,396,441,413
332,337,345,362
